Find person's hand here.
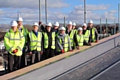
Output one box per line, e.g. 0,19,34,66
40,51,43,55
76,46,80,50
69,50,73,52
12,49,18,54
61,50,65,53
29,52,32,55
95,40,98,43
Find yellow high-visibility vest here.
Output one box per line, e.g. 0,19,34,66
69,30,75,46
29,31,42,51
57,34,69,52
4,29,25,56
19,26,28,43
92,27,96,42
43,32,55,49
76,34,84,46
84,30,90,43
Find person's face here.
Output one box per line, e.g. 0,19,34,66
78,30,82,35
67,24,72,30
60,30,65,34
72,26,75,29
83,26,87,30
54,26,58,30
46,26,51,32
88,23,93,28
33,26,38,32
17,21,22,27
12,26,17,31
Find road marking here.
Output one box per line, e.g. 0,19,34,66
90,60,120,80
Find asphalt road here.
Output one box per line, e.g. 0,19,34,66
54,47,120,80
94,61,120,80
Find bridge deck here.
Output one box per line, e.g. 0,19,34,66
0,33,120,80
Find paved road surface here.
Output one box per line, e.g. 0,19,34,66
54,47,120,80
94,61,120,80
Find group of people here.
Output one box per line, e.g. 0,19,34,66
4,16,99,72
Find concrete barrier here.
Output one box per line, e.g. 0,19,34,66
0,33,120,80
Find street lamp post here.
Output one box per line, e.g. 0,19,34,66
84,0,86,23
39,0,42,24
100,18,102,34
106,19,108,34
118,4,120,32
114,19,116,34
45,0,48,24
64,17,66,27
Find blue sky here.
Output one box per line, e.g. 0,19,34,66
0,0,120,24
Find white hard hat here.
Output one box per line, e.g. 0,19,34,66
88,20,93,23
68,21,72,25
54,22,59,26
72,22,76,26
78,27,83,31
46,22,52,27
82,23,87,27
59,26,66,30
10,20,18,27
17,17,23,21
33,22,39,26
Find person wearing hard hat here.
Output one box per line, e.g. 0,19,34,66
52,22,59,34
4,21,25,72
72,22,77,32
42,22,56,60
56,26,72,54
52,22,60,55
66,21,75,50
74,27,84,50
72,22,77,48
27,22,43,64
87,20,99,45
82,23,90,45
17,16,29,68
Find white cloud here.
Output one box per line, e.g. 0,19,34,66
5,10,39,24
0,1,117,25
0,0,69,8
75,4,109,11
67,4,116,23
48,11,68,22
0,9,4,15
102,10,116,20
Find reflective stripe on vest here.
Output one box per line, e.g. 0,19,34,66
43,32,55,49
76,34,84,46
9,31,22,40
84,30,90,43
58,35,69,52
29,31,42,51
9,31,23,48
69,30,75,46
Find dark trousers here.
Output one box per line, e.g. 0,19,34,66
57,52,62,55
42,48,55,60
8,53,21,72
54,49,58,56
30,50,40,64
21,49,27,68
